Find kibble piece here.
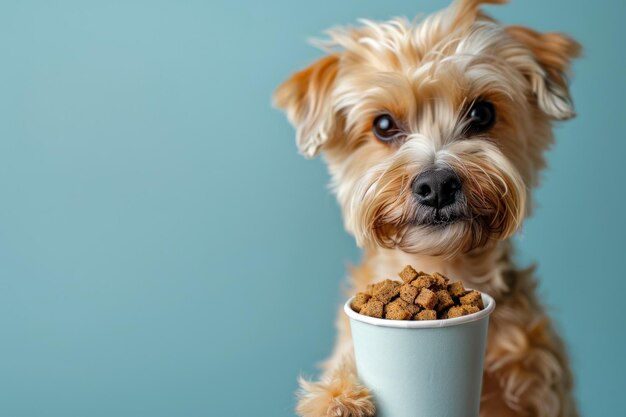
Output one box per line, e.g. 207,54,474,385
447,305,468,318
386,298,415,316
386,297,407,309
385,301,410,320
399,284,419,304
398,265,419,283
405,302,421,316
415,288,438,310
460,290,484,309
435,290,455,312
388,296,417,311
431,272,449,290
360,299,384,318
414,309,437,321
366,281,385,296
463,305,480,315
351,292,371,312
372,279,401,304
411,275,435,291
448,281,467,298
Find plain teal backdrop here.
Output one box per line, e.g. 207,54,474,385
0,1,624,416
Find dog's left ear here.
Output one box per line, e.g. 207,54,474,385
273,55,339,159
507,26,582,120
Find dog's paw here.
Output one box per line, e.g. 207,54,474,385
296,376,375,417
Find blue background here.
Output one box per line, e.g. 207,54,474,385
0,1,623,416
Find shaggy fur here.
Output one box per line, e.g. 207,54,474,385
274,0,581,416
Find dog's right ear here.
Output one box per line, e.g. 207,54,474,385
506,26,581,120
273,55,339,159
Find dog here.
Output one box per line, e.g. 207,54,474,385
274,0,580,416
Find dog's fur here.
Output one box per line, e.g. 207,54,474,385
274,1,580,416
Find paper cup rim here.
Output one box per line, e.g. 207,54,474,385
344,291,495,329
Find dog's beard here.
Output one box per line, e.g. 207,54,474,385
342,139,526,258
409,191,470,226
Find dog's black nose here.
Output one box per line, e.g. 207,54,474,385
412,168,461,209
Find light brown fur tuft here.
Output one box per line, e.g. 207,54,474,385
274,55,340,158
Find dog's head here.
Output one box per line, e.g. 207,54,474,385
274,0,580,257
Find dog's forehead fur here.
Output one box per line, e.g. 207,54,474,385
328,9,505,73
328,15,532,136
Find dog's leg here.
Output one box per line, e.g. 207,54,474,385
296,309,375,417
480,269,578,417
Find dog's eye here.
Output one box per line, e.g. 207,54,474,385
466,101,495,134
373,114,402,142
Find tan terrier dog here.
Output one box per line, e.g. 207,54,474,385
274,0,580,416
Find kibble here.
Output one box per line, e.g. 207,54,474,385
398,265,419,283
415,288,438,310
351,265,486,320
360,299,384,318
372,279,401,304
415,309,437,321
399,284,419,304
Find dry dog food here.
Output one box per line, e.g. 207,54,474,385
351,265,485,321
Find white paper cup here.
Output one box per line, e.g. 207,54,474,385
344,292,495,417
